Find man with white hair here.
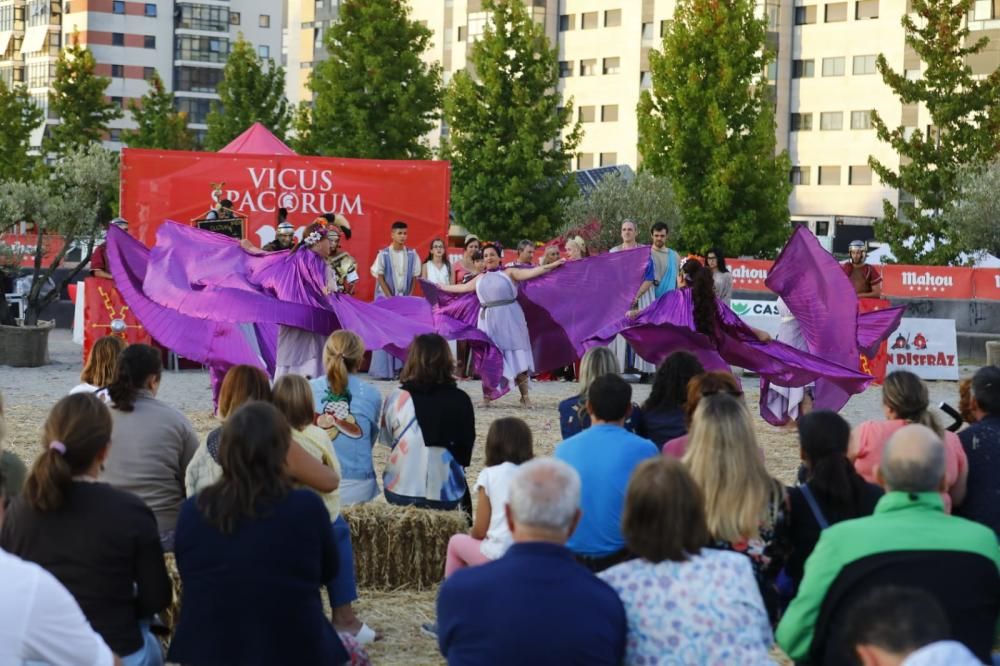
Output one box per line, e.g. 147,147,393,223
777,424,1000,663
436,457,626,665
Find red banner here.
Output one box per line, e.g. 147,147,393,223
858,298,892,384
973,268,1000,301
879,265,975,299
728,259,773,293
120,149,451,301
83,277,151,360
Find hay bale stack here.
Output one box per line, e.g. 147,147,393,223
343,502,468,590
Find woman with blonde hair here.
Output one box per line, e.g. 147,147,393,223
683,393,787,624
70,335,126,400
309,330,383,505
558,346,645,438
565,236,588,261
850,369,967,511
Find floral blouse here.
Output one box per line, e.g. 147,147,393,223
599,550,773,665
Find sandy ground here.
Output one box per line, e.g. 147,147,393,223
0,330,980,664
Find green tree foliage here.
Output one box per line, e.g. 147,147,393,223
443,0,582,245
869,0,1000,265
121,70,195,150
0,80,44,181
561,172,682,252
46,34,122,156
638,0,790,257
950,159,1000,258
306,0,442,158
204,37,292,150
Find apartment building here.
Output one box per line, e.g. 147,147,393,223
0,0,282,148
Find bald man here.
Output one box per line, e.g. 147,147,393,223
778,424,1000,663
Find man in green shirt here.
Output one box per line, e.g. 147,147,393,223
777,424,1000,663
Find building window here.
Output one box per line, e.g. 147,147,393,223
600,152,617,166
558,14,573,31
175,96,212,124
558,60,572,77
856,0,879,18
580,58,597,76
820,111,843,130
144,35,155,48
174,65,224,93
641,22,654,40
176,4,230,32
822,56,845,76
816,220,830,235
602,104,619,122
818,166,841,185
259,14,270,28
230,11,240,25
175,35,231,63
605,9,621,27
112,32,124,46
603,57,620,75
853,54,877,74
791,113,813,131
794,5,817,23
258,45,269,59
849,165,873,185
792,59,815,78
640,70,652,89
111,64,124,77
579,106,595,123
851,109,873,129
581,11,598,29
825,2,847,21
110,95,123,108
143,66,154,80
790,166,811,185
578,153,594,169
661,19,672,35
112,0,124,14
144,3,156,17
457,26,465,41
64,1,70,13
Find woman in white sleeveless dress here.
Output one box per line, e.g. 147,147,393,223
422,238,457,359
435,243,565,407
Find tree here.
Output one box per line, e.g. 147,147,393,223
638,0,791,257
561,172,682,252
204,37,292,150
869,0,1000,265
950,159,1000,258
443,0,582,245
306,0,442,158
0,145,118,326
0,79,44,182
46,33,122,156
122,70,195,150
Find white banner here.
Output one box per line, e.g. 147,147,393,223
884,318,959,381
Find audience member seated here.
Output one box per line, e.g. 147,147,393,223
0,391,27,501
168,402,351,666
1,465,117,666
69,335,125,402
850,370,967,511
641,351,704,448
102,344,200,550
1,393,171,665
777,424,1000,663
555,374,657,572
310,331,383,506
777,411,883,592
273,374,376,645
683,393,787,623
558,347,645,438
381,334,476,514
843,586,981,666
600,458,773,664
436,457,627,665
662,370,742,458
956,366,1000,536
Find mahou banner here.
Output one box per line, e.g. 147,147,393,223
120,149,451,301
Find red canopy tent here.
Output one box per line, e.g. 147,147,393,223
219,122,296,156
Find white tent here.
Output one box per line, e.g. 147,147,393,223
866,242,1000,268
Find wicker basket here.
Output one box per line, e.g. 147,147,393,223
0,320,55,367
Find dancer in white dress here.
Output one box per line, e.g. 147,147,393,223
436,243,565,407
422,238,457,358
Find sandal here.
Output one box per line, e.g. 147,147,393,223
354,622,380,644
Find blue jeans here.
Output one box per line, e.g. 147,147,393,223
325,515,358,607
120,621,163,666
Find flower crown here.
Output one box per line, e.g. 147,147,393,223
303,230,325,247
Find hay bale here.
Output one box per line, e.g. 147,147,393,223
342,502,468,590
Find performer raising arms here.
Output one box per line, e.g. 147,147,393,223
436,243,565,408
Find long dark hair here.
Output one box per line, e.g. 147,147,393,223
108,344,162,412
683,259,717,338
799,410,871,517
706,247,729,273
644,351,705,412
197,401,292,535
25,394,111,511
400,334,456,390
424,237,451,269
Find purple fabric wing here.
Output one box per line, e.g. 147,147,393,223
857,306,906,357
